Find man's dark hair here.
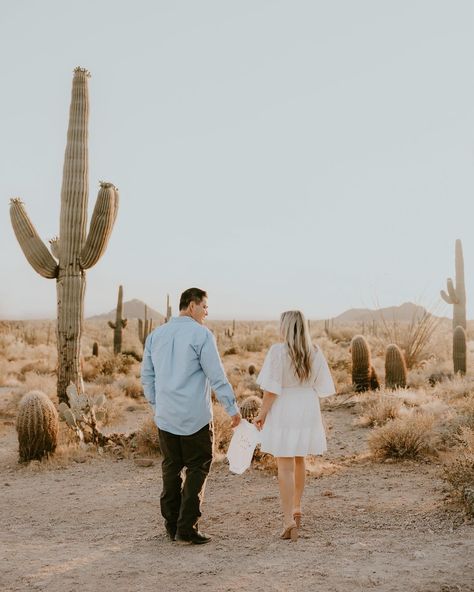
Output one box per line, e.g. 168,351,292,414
179,288,207,311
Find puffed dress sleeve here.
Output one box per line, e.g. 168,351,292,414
313,349,336,398
256,344,283,395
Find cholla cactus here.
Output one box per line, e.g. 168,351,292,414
9,68,119,403
239,395,262,422
138,305,153,346
350,335,373,392
453,325,467,375
58,383,108,445
108,285,128,354
16,391,59,462
385,344,407,389
441,239,466,330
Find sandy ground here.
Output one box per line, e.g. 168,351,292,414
1,395,473,592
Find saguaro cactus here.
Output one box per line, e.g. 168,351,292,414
108,285,127,354
165,294,172,323
441,239,466,330
138,305,153,346
453,325,467,375
385,344,407,389
10,68,119,403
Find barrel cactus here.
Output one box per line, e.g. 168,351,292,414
16,391,59,462
453,325,467,375
239,395,262,422
385,344,407,389
9,68,119,403
351,335,373,392
108,285,128,354
441,239,466,330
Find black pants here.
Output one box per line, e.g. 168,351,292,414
158,423,213,535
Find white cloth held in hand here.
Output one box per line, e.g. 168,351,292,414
226,419,261,475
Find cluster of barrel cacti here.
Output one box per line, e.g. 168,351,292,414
58,383,107,445
138,305,153,346
351,336,408,392
108,285,128,354
16,391,59,462
441,240,468,375
9,67,119,404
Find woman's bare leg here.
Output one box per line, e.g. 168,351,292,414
293,456,306,515
277,457,296,528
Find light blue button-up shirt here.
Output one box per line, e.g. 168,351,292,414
141,316,239,436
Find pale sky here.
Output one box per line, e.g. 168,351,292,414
1,1,473,320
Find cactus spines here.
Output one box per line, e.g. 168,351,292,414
9,68,119,403
350,335,373,392
239,395,262,422
385,344,407,389
138,305,153,346
453,325,467,375
16,391,59,462
441,239,466,330
108,285,127,354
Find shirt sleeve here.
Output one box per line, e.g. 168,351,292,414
313,350,336,398
256,344,283,395
141,333,156,410
199,332,239,417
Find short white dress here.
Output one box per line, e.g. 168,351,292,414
257,343,335,457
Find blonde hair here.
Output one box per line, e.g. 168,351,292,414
280,310,314,382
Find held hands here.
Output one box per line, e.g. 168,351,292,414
254,412,266,431
230,412,242,428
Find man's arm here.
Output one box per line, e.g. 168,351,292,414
141,333,156,411
200,332,240,425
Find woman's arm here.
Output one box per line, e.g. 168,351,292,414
254,390,277,430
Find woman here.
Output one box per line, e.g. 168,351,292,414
254,310,335,541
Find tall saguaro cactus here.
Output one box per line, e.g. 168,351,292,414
138,305,153,346
108,285,127,354
441,239,466,330
9,68,119,403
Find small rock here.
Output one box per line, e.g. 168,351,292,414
322,490,335,497
4,483,10,486
413,550,426,560
135,458,154,467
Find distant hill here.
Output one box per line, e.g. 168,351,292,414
332,302,439,324
88,299,165,322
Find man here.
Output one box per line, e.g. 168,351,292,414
141,287,241,545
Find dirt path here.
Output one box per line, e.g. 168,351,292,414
1,407,473,592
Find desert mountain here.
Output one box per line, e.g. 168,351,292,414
332,302,435,324
88,299,165,322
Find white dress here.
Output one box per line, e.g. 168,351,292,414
257,343,335,457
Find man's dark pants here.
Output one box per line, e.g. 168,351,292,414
158,423,213,537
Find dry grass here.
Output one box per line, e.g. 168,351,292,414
356,394,403,427
134,417,160,456
212,403,233,453
442,428,474,514
117,376,143,399
368,413,435,460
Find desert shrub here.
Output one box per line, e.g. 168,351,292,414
82,357,102,382
443,428,474,514
122,349,142,362
19,360,54,377
223,346,239,356
213,403,233,452
134,417,160,456
117,376,143,399
368,414,435,460
356,395,402,427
